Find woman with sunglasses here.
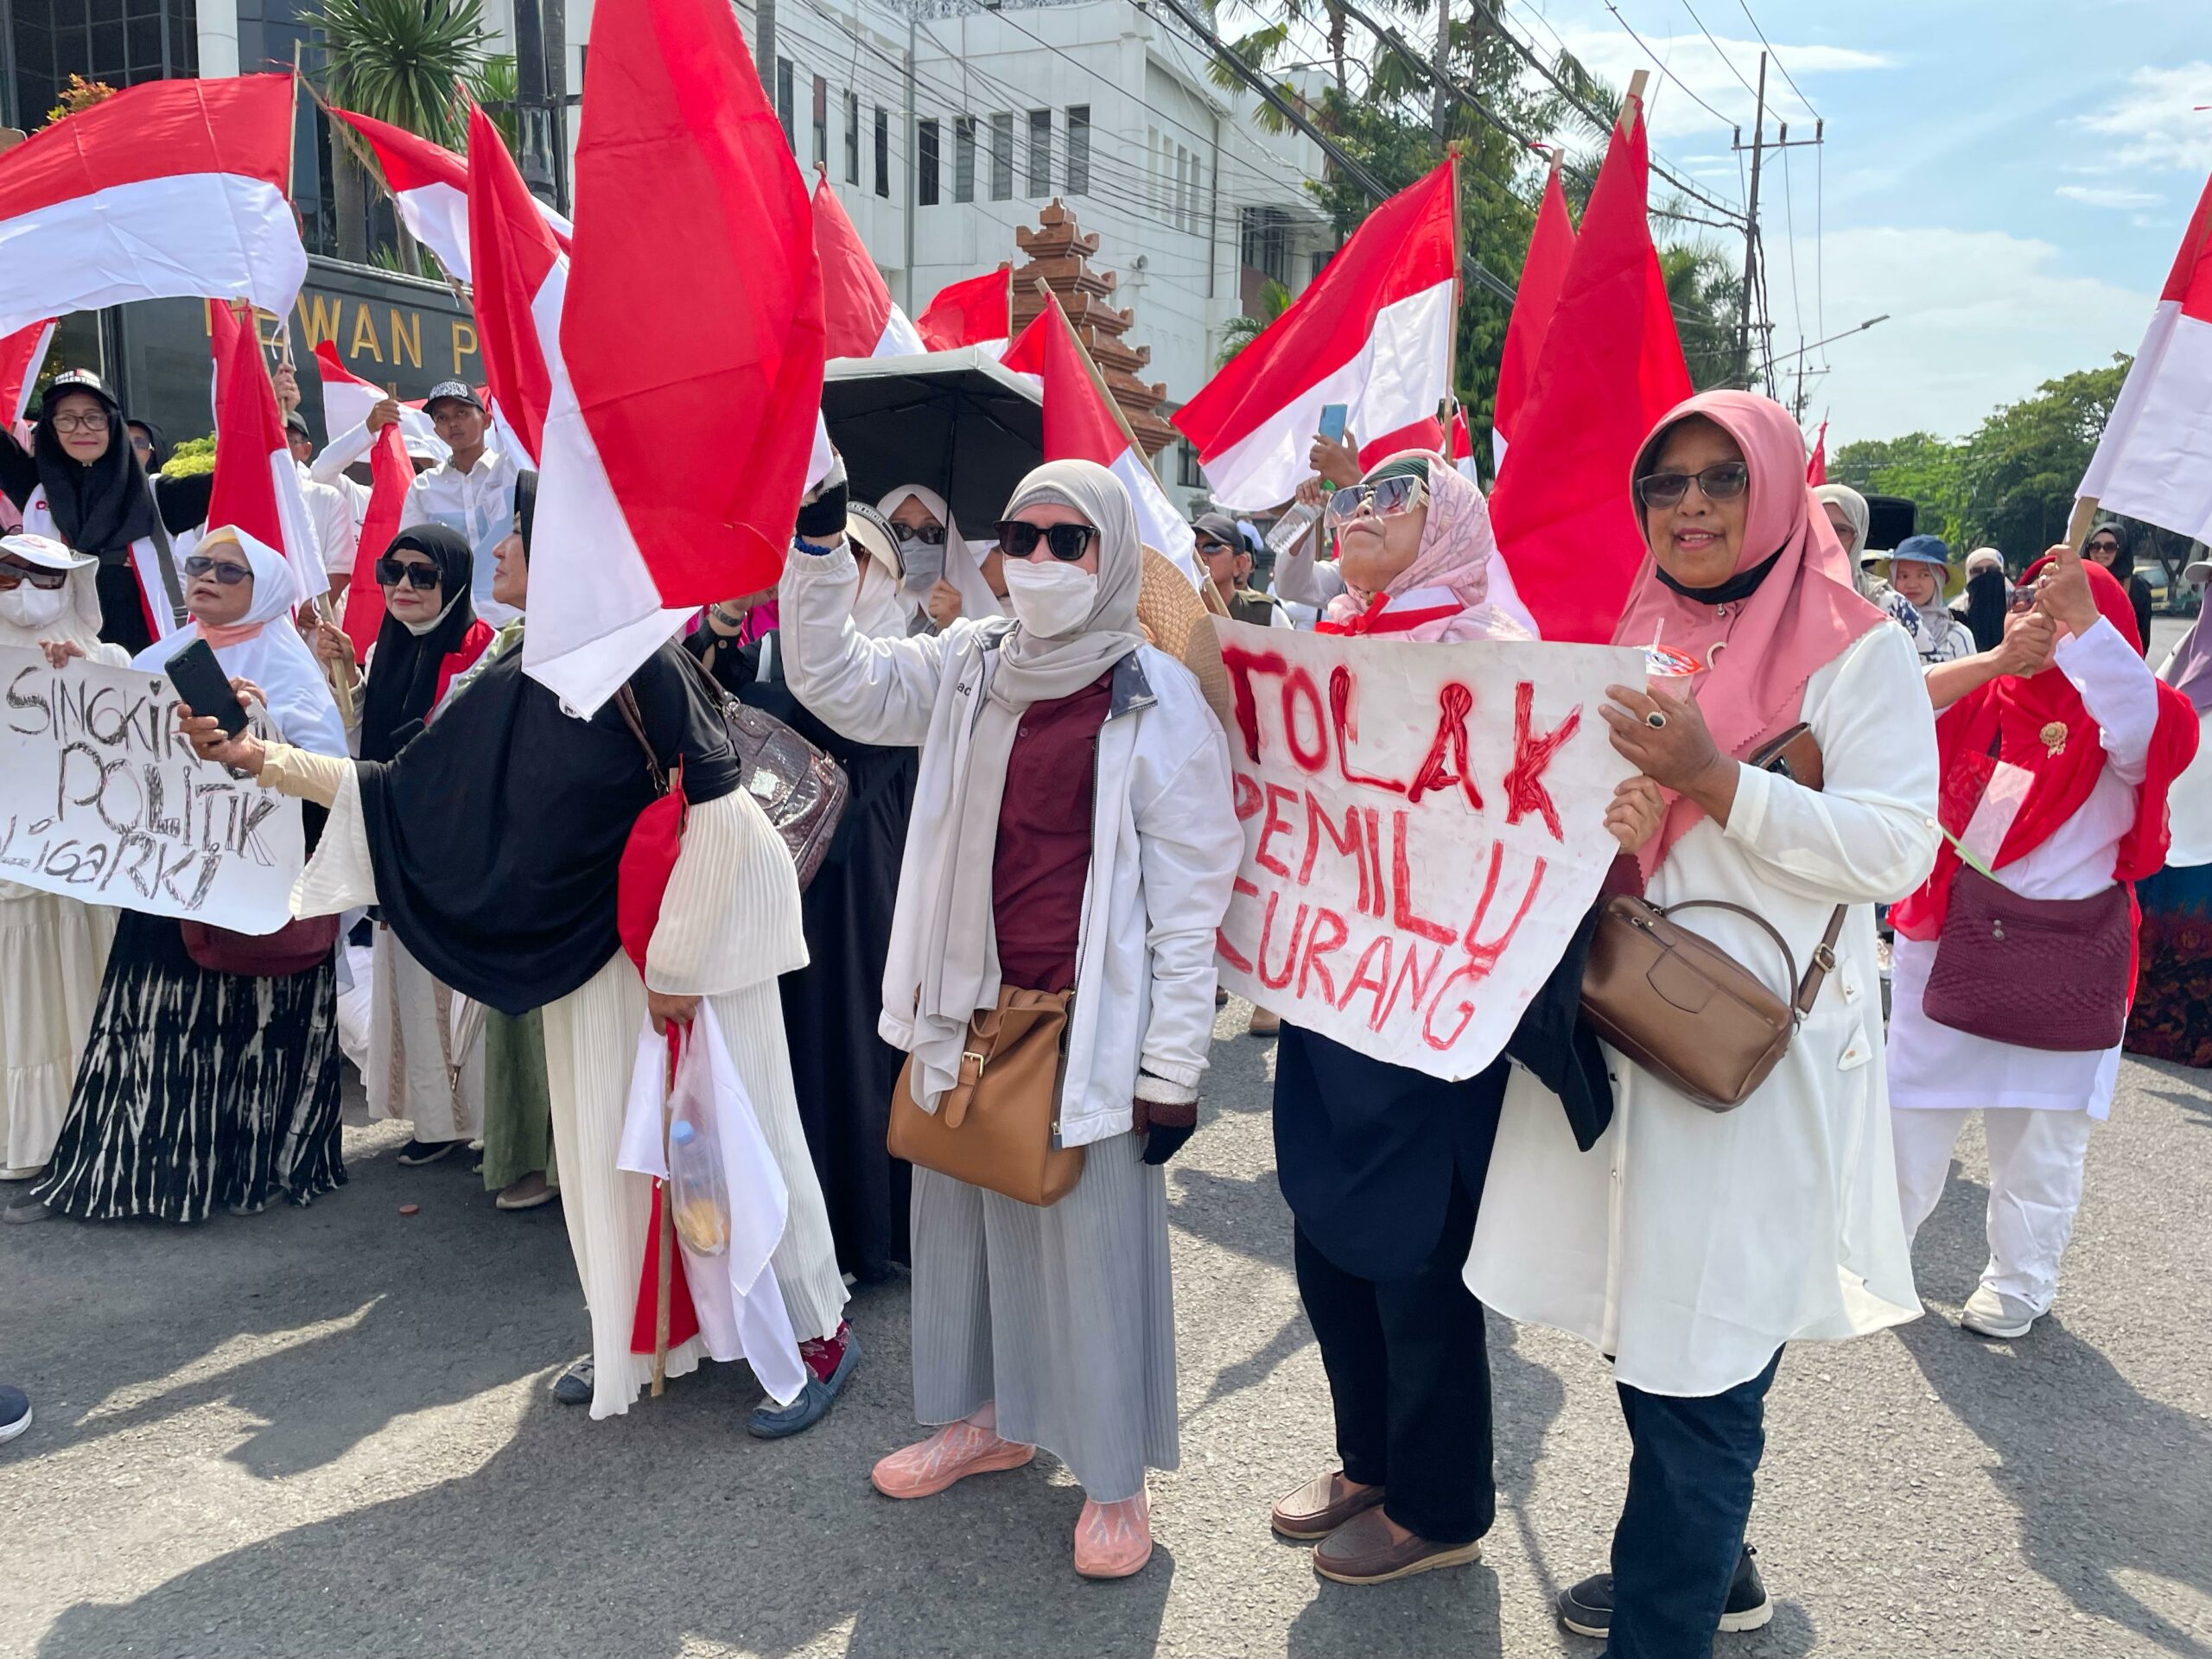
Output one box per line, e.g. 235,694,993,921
12,528,348,1226
2082,522,2156,658
781,457,1242,1579
880,483,1006,629
0,535,124,1187
311,525,495,1168
0,372,215,657
1465,392,1943,1651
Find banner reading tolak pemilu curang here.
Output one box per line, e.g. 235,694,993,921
1211,620,1637,1080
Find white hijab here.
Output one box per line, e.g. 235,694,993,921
0,565,104,655
130,526,349,760
879,482,1004,621
903,460,1146,1111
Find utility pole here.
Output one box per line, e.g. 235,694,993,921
1432,0,1451,145
1735,51,1767,394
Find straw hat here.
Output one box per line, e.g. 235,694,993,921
1137,546,1235,734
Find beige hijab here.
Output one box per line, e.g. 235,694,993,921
906,459,1147,1110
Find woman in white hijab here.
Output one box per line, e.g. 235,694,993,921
879,483,1005,627
0,534,122,1182
784,458,1242,1580
13,528,349,1224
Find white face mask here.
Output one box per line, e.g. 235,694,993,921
0,582,68,629
1001,557,1097,639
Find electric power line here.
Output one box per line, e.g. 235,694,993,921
1732,0,1820,120
1674,0,1760,101
1602,1,1735,127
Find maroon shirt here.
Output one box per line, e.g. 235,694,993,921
992,674,1112,994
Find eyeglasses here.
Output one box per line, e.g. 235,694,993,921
182,556,251,586
376,557,442,590
995,521,1096,562
1635,462,1751,509
2086,538,2120,554
0,559,68,589
51,411,110,435
129,435,153,454
893,522,947,546
1325,475,1426,527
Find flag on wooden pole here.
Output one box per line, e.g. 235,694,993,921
1494,154,1576,471
916,268,1013,357
208,300,325,608
814,174,922,359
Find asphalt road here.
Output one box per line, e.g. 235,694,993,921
4,985,2209,1659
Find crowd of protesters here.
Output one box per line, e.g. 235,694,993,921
0,355,2205,1656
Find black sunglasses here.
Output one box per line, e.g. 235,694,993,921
0,559,68,589
1196,537,1237,556
995,521,1096,562
182,555,251,586
893,522,947,546
376,557,442,590
1635,461,1751,509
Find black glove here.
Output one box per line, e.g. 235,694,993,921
1134,1093,1197,1166
794,459,849,539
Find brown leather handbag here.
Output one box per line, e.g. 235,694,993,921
887,986,1085,1206
1577,721,1843,1111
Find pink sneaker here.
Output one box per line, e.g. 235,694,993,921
1074,1492,1154,1580
869,1420,1035,1500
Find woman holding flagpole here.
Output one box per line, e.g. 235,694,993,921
1466,391,1941,1652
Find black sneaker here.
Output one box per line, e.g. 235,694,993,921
551,1357,594,1406
1558,1544,1772,1638
397,1138,462,1166
0,1385,29,1444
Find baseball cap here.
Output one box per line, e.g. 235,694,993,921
0,531,95,570
423,379,483,414
1192,512,1242,550
283,410,310,439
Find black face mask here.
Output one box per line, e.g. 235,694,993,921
1656,549,1782,607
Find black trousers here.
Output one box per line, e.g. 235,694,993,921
1292,1173,1493,1546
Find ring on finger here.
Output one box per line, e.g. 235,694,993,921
1645,711,1668,730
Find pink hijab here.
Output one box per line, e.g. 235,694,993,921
1323,453,1529,642
1614,390,1885,875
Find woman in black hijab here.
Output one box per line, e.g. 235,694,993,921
351,524,492,764
2084,523,2156,658
0,371,213,654
1961,556,2010,655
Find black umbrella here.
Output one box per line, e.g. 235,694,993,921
821,348,1044,533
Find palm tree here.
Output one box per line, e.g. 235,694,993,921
1217,279,1292,367
305,0,494,265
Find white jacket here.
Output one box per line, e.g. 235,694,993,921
781,543,1242,1148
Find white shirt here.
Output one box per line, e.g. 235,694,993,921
296,459,359,579
1466,621,1942,1397
402,447,519,626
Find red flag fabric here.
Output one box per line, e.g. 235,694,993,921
464,105,560,468
0,320,53,427
1003,294,1197,575
813,174,920,359
207,301,323,607
1806,419,1828,485
523,0,827,714
917,267,1013,353
340,423,414,654
1495,160,1577,470
1487,111,1691,644
1173,157,1458,509
329,106,571,284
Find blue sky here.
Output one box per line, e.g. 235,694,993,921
1510,0,2209,444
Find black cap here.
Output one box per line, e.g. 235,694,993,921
283,410,311,439
41,368,117,411
1192,511,1242,550
423,378,484,414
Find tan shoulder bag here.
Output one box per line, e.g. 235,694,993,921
887,986,1085,1206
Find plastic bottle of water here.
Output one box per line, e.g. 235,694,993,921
667,1116,730,1257
1265,500,1321,557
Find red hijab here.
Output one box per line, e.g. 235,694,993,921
1613,391,1885,875
1890,556,2200,968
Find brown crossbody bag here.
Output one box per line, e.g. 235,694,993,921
887,986,1086,1206
1580,723,1847,1112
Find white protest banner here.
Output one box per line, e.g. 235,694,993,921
0,646,303,932
1211,619,1638,1080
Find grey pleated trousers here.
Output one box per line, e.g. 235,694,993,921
909,1132,1179,1502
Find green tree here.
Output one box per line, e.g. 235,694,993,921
1217,279,1293,367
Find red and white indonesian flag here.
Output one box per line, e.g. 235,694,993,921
330,105,571,286
815,175,921,359
2080,166,2212,543
466,105,562,470
917,268,1014,358
0,320,54,428
1004,293,1197,579
1449,405,1479,484
523,0,826,714
0,74,306,337
1494,159,1575,470
208,301,324,609
1174,158,1458,510
315,344,418,650
314,340,448,461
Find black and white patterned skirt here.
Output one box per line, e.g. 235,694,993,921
34,911,346,1223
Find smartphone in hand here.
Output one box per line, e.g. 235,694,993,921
164,638,249,740
1318,403,1349,444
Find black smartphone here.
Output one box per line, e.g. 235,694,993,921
164,638,249,740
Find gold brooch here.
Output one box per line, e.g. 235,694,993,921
2040,720,2069,758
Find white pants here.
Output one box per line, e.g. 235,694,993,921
366,928,483,1142
1892,1108,2095,1314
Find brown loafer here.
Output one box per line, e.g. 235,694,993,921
1271,1470,1385,1541
1312,1508,1483,1585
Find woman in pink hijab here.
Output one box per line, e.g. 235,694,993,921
1465,391,1944,1650
1319,451,1535,641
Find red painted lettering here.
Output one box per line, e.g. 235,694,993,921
1422,962,1483,1051
1389,810,1459,944
1363,807,1385,917
1218,645,1289,763
1232,771,1264,821
1340,934,1395,1027
1295,907,1350,1003
1216,927,1253,974
1327,664,1408,793
1299,791,1368,910
1407,682,1484,811
1503,682,1580,842
1255,893,1309,992
1380,941,1444,1029
1463,844,1548,976
1281,668,1327,773
1255,783,1300,879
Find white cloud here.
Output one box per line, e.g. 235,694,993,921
1790,226,2152,444
2056,183,2164,209
1550,29,1884,144
2075,63,2212,173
